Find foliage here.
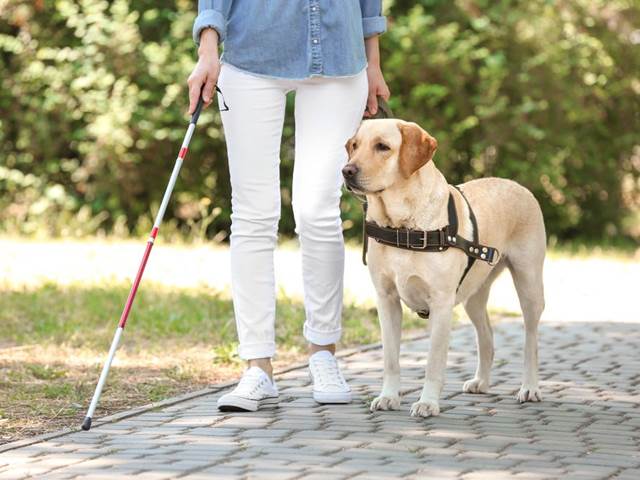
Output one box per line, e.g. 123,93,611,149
1,0,230,239
380,0,640,244
1,0,638,243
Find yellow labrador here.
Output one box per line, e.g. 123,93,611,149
342,119,546,417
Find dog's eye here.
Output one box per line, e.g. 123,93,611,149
375,142,390,152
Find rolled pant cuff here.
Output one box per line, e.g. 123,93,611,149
237,341,276,360
303,323,342,346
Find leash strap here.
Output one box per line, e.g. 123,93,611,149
362,200,369,265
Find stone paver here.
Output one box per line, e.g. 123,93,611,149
2,320,640,479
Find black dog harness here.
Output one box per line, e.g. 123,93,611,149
360,186,500,294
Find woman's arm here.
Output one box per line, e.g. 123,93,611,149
360,1,390,117
187,1,233,114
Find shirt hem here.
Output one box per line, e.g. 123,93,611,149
221,59,368,81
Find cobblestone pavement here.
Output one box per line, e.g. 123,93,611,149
2,320,639,479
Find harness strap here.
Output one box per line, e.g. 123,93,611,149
453,185,478,289
447,191,458,237
360,191,500,276
364,222,450,252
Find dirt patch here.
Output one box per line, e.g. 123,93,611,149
0,343,303,445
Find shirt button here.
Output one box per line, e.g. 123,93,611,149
312,39,319,44
311,6,318,11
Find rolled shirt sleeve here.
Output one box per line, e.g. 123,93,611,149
359,0,387,38
193,0,233,45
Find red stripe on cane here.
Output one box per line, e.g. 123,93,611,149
118,241,154,328
118,227,158,327
178,147,188,159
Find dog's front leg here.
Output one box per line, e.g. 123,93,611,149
370,287,403,412
410,297,454,417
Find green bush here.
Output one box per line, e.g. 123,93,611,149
1,0,638,244
1,0,230,239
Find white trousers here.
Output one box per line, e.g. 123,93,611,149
216,63,368,360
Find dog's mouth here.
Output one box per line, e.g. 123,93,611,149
343,178,384,195
343,178,363,193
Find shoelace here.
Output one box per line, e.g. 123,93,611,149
235,370,268,396
312,357,347,387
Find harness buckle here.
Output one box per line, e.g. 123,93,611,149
409,230,428,249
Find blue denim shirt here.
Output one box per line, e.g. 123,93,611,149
193,1,386,80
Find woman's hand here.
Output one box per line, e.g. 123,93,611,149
363,35,390,117
187,28,221,115
364,64,390,117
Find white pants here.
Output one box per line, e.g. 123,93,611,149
216,63,368,360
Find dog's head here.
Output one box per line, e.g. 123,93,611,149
342,119,438,195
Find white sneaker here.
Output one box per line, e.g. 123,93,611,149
217,366,279,412
308,350,352,404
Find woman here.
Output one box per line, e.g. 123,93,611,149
188,0,390,411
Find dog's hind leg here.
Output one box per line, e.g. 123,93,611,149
508,256,545,403
462,283,494,394
462,262,506,394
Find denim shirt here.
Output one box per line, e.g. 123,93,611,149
193,1,386,80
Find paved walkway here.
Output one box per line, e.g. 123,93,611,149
2,320,639,479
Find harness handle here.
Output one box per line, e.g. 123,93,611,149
488,248,501,267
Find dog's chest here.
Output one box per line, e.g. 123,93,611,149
385,254,435,314
396,273,433,314
370,241,464,315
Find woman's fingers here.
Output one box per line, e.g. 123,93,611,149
202,75,216,105
380,83,391,101
366,90,378,116
364,65,391,118
187,77,204,115
187,59,220,114
187,60,206,115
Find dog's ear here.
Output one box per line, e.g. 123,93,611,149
398,122,438,179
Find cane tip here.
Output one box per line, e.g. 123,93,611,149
81,417,92,431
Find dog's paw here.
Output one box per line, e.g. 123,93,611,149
517,385,542,403
410,399,440,418
370,394,401,412
463,377,489,394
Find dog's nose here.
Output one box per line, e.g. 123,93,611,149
342,164,359,178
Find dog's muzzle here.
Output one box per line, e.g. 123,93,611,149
342,164,364,194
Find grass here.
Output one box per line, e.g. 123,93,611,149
0,281,426,445
545,238,638,261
